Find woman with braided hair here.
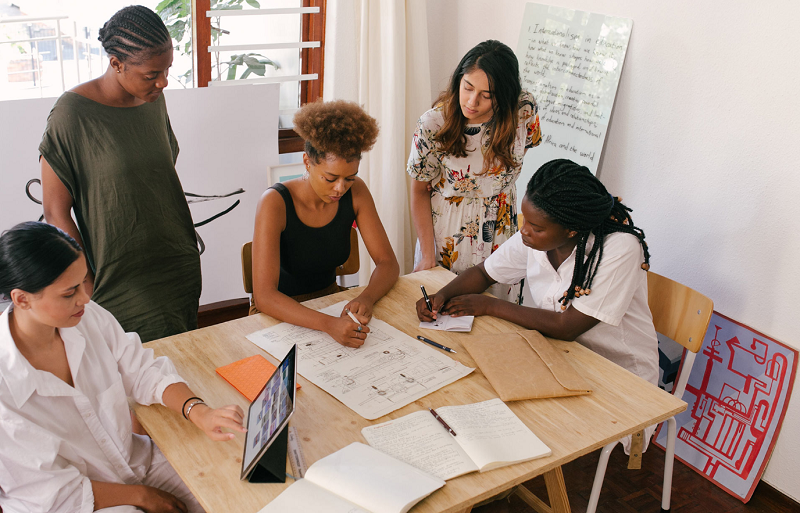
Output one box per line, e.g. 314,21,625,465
417,159,659,388
40,6,201,342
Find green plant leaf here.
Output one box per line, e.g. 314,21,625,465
240,68,252,79
245,0,261,7
226,64,238,81
156,0,180,13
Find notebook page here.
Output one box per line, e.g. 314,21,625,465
438,398,551,471
306,442,445,513
362,410,478,480
257,478,368,513
419,314,474,332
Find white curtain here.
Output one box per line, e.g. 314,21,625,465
324,0,432,282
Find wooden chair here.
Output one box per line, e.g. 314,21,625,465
583,271,713,513
241,226,360,294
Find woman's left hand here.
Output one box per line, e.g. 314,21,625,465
188,404,247,441
441,294,495,318
342,298,373,324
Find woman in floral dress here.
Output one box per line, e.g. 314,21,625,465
408,40,542,301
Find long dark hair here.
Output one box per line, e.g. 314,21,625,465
0,222,83,298
98,5,172,63
434,40,522,173
525,160,651,309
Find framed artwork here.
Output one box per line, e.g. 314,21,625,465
654,311,797,502
269,163,305,185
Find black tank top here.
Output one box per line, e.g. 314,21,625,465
271,182,356,297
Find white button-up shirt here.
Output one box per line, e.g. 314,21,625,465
484,231,659,385
0,301,186,512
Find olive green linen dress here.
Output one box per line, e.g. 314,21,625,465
39,92,201,342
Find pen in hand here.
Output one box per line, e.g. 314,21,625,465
429,407,457,436
420,285,433,312
345,308,367,336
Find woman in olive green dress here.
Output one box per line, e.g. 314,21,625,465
40,6,200,342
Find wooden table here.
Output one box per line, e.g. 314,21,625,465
134,268,686,513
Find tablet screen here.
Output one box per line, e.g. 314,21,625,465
241,345,297,478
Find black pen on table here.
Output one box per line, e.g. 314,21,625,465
417,335,456,354
420,285,433,312
429,407,457,436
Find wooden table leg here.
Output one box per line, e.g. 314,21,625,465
543,466,571,513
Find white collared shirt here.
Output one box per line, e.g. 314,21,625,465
0,301,186,513
484,231,659,385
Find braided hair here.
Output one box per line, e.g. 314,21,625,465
98,6,172,63
525,159,650,310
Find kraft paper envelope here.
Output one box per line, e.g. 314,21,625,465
461,330,592,401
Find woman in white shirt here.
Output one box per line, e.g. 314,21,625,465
416,159,659,385
0,222,245,512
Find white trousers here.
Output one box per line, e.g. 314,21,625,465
98,440,204,513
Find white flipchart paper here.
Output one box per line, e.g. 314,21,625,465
246,301,474,420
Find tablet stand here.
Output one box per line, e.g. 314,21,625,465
246,425,288,483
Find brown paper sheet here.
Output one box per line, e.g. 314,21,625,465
461,330,592,401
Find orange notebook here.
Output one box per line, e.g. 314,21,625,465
215,354,300,402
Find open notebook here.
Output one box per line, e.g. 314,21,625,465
362,398,551,481
419,314,474,332
258,442,444,513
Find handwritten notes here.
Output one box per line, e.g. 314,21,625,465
515,3,632,205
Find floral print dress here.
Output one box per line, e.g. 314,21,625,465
407,91,542,301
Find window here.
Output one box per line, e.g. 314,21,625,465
192,0,326,153
0,0,325,125
0,0,192,101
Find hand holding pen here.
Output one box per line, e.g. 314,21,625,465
416,286,445,322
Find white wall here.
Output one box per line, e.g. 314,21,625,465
424,0,800,500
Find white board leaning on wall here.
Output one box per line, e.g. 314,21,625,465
515,2,632,207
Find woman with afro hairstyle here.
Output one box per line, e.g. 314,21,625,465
408,40,542,302
418,159,658,384
39,5,201,343
252,100,399,348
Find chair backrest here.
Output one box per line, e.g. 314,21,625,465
241,227,360,294
242,241,254,294
647,272,713,354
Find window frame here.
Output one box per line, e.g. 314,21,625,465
193,0,325,154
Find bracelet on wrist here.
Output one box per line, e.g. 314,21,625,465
182,396,203,419
185,400,206,421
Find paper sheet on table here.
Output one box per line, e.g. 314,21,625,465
419,314,474,332
246,301,474,420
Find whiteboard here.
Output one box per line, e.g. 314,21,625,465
515,3,632,206
0,84,280,305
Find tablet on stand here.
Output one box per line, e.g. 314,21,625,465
240,344,297,483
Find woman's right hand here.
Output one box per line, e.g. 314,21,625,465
137,485,187,513
416,293,447,322
327,315,370,348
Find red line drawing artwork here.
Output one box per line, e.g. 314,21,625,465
655,311,797,502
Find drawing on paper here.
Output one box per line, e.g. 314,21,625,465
246,301,474,420
655,311,797,502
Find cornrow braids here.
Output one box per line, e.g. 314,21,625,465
98,5,171,63
525,159,651,310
